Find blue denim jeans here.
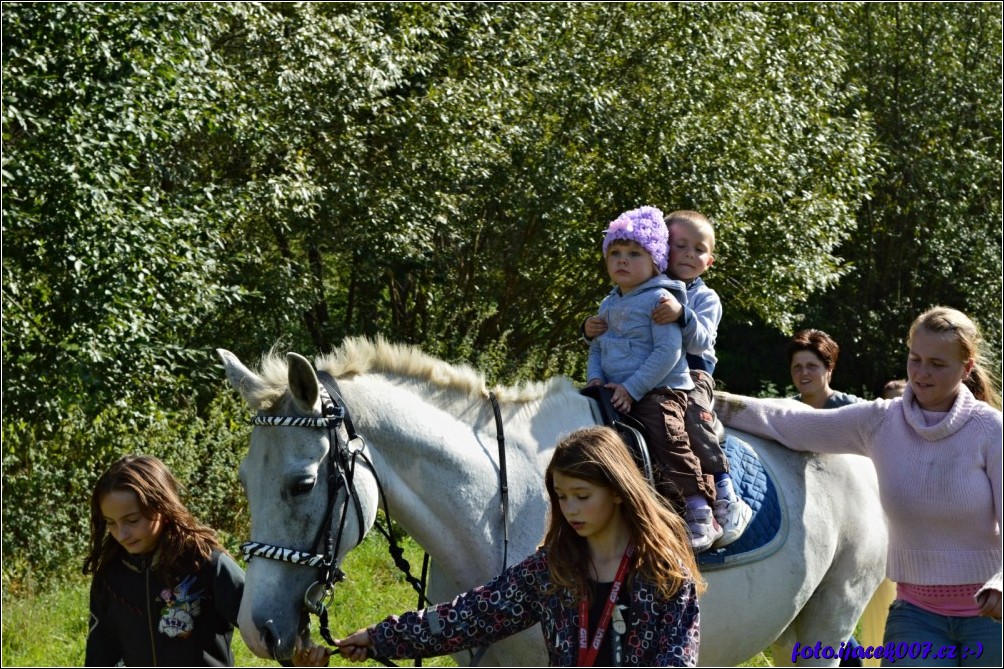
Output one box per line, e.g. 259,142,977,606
881,600,1002,667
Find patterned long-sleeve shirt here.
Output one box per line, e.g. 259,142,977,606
368,548,700,666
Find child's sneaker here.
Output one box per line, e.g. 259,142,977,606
684,504,723,552
712,495,753,548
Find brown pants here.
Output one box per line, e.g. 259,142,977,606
685,370,729,474
630,388,716,511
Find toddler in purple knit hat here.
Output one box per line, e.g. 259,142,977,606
586,206,722,551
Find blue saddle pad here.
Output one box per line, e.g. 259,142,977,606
697,433,787,571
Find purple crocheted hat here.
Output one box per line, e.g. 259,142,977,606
602,206,668,272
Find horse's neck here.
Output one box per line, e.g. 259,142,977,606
339,373,595,586
492,387,600,472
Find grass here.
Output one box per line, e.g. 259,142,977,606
2,572,90,666
2,527,455,667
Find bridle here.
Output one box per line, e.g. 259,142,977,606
240,371,374,647
239,369,511,665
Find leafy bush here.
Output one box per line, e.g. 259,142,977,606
2,386,248,588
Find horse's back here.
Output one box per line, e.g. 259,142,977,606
697,429,886,667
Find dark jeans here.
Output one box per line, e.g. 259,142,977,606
881,600,1002,667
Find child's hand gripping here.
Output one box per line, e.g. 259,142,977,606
652,294,683,324
584,315,609,339
292,640,333,666
605,383,633,413
334,629,375,663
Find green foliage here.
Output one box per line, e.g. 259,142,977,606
2,572,90,666
1,385,248,586
186,2,877,383
790,3,1003,394
2,2,1000,584
2,2,248,432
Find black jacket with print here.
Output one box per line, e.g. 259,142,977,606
85,549,244,666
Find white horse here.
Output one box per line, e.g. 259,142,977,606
218,337,888,666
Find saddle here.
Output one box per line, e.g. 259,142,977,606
698,433,787,569
579,385,729,485
581,387,784,565
579,386,654,483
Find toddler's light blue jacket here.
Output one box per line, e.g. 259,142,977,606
587,275,693,400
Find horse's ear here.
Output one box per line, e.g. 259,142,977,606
217,348,267,406
287,352,320,415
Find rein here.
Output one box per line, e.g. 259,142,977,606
488,392,510,573
462,393,510,667
240,371,512,668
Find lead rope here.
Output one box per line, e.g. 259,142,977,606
362,392,511,668
334,446,428,668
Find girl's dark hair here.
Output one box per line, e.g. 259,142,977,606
542,427,703,603
83,455,224,583
787,328,840,371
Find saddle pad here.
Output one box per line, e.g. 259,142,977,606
697,433,788,571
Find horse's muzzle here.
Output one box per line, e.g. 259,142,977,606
258,618,284,660
251,609,313,661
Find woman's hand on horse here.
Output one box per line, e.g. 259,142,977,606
977,588,1002,621
292,642,332,667
335,629,374,663
584,316,608,339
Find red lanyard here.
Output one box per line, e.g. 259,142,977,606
577,543,634,667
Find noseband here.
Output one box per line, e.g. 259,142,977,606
241,371,370,644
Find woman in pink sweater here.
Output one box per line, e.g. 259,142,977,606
715,307,1001,667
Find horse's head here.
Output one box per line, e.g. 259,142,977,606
217,349,379,661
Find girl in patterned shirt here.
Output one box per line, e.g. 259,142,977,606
325,426,704,667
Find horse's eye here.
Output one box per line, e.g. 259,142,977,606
291,476,316,497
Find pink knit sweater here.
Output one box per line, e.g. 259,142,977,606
715,385,1002,595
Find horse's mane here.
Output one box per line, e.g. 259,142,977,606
249,336,576,409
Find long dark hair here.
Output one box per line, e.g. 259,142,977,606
83,455,224,583
543,427,703,602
